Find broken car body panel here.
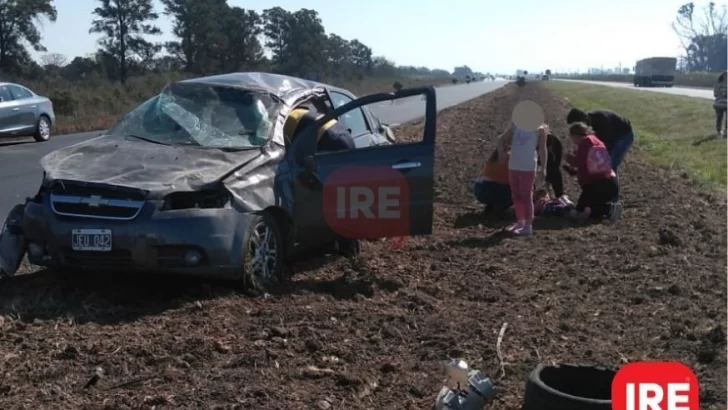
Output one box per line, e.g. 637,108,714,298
0,72,437,278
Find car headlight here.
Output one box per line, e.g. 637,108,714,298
161,189,231,211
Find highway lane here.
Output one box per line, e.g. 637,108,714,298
554,79,713,100
0,80,507,218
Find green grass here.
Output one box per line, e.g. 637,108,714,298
20,73,450,135
552,72,720,88
544,81,726,192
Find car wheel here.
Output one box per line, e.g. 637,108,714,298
522,363,615,410
33,115,51,142
241,212,284,295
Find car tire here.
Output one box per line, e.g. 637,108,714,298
240,212,285,295
33,115,51,142
521,363,615,410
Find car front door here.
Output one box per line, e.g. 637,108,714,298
0,85,17,135
7,85,37,133
289,87,437,247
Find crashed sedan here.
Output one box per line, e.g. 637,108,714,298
0,72,437,291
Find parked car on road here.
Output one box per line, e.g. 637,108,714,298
0,82,55,142
0,72,437,293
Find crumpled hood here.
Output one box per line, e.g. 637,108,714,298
41,134,262,192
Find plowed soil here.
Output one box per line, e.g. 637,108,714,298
1,82,725,410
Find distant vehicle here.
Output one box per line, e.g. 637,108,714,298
515,70,527,86
633,57,677,87
0,72,438,293
0,82,55,142
541,75,549,80
465,75,472,84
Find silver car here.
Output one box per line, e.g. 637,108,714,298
0,82,55,142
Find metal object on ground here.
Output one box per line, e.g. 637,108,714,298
433,359,496,410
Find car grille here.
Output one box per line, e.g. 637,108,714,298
48,181,147,220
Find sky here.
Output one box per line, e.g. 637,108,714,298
33,0,722,74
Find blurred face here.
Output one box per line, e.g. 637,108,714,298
569,133,582,145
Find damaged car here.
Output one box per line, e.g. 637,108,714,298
0,72,437,292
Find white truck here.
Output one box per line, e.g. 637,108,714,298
633,57,677,87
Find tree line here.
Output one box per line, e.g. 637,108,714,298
0,0,459,85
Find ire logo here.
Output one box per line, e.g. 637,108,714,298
611,361,698,410
322,165,410,249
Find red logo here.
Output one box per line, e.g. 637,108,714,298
612,361,698,410
323,166,410,244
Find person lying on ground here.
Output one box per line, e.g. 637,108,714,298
474,148,512,216
496,101,548,236
533,188,574,217
284,107,355,152
564,122,622,222
566,107,633,198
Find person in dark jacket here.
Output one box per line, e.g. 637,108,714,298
713,71,727,138
563,122,622,222
284,107,356,152
566,107,633,172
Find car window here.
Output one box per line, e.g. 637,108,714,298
328,91,370,136
0,86,13,102
8,85,32,100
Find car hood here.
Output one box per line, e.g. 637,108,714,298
40,134,263,192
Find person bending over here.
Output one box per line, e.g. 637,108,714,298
284,107,355,152
566,106,633,196
564,122,622,222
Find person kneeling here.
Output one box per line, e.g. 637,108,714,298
564,122,623,222
474,149,512,217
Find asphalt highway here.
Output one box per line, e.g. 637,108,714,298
554,79,713,100
0,80,508,218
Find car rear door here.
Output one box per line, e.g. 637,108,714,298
288,87,437,246
7,85,37,133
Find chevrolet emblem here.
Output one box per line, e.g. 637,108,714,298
84,195,108,207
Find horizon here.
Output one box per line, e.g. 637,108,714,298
29,0,724,74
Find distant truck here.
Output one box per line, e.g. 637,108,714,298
633,57,677,87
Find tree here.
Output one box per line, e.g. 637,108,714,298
89,0,161,84
216,7,264,72
40,52,67,67
261,6,292,68
672,2,728,71
0,0,57,71
162,0,227,73
262,7,327,77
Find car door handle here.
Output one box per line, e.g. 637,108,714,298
391,161,421,170
12,108,19,111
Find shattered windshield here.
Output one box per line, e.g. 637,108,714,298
107,82,279,149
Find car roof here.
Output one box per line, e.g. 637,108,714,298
179,72,353,100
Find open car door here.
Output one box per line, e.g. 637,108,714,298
0,203,28,277
288,86,437,245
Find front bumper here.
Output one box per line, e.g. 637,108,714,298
22,197,255,278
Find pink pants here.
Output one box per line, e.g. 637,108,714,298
509,169,536,222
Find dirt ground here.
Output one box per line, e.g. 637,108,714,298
0,82,725,410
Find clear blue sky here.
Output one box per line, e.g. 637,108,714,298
33,0,717,73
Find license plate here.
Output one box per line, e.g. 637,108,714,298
71,229,112,252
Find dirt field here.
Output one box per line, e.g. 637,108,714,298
0,82,725,410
